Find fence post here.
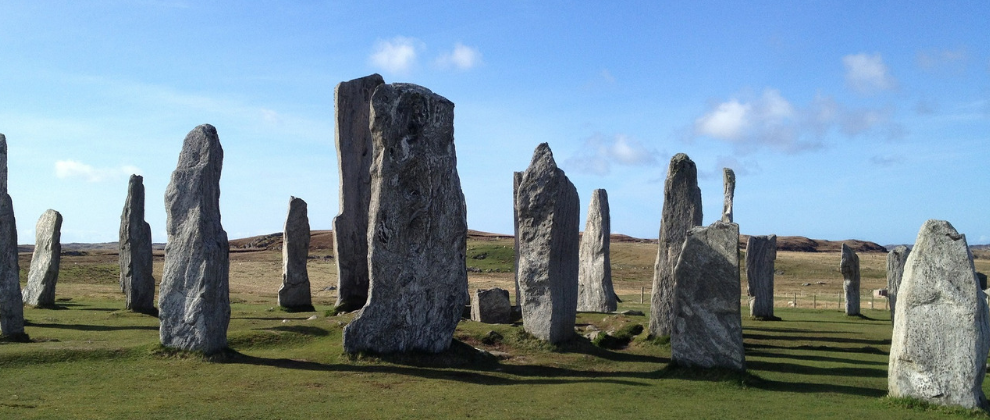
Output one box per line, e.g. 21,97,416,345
813,294,817,309
640,287,644,304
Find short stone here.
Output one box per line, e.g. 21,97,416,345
886,245,909,325
746,235,777,319
840,243,861,316
22,209,63,308
119,174,156,313
471,288,511,324
278,196,313,310
578,189,616,312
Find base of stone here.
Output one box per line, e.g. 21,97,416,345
333,297,366,314
0,332,31,343
130,307,159,317
750,315,782,321
279,305,316,313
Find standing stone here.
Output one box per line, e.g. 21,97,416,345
333,74,386,313
279,197,313,310
722,168,735,223
746,234,777,319
889,220,989,410
471,288,511,324
22,209,63,308
516,143,580,344
512,171,522,308
0,134,26,339
119,174,156,313
649,154,703,337
578,189,615,312
158,124,229,354
840,243,860,316
886,245,909,324
671,221,745,371
342,83,466,354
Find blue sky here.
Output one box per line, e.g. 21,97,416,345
0,1,987,245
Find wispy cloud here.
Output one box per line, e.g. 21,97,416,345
55,160,141,182
869,154,903,167
564,133,660,175
435,43,482,70
843,53,897,94
917,48,967,73
369,36,422,74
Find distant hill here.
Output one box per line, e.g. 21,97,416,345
741,236,888,253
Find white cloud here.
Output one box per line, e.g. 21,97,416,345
843,53,897,94
55,160,140,182
435,43,483,70
564,133,660,175
695,100,751,140
369,36,422,74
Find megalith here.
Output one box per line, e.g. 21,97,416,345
278,196,312,310
671,221,745,371
512,171,522,308
22,209,63,308
119,174,156,313
516,143,579,344
649,154,703,337
578,189,616,312
158,124,230,354
840,243,860,316
886,245,909,324
342,83,467,354
332,74,385,313
471,288,511,324
722,168,735,223
0,134,26,339
746,234,777,319
889,220,989,410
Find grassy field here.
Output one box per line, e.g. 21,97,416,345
1,240,989,419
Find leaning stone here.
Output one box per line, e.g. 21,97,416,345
649,154,703,337
840,243,860,316
119,174,156,313
886,245,909,325
342,83,467,354
722,168,735,223
746,235,777,319
279,196,313,311
889,219,989,410
159,124,230,354
671,221,745,371
0,134,26,339
512,171,522,308
332,74,386,313
578,189,616,312
22,209,63,308
471,288,511,324
516,143,579,344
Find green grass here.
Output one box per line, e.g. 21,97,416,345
2,297,989,419
466,243,515,273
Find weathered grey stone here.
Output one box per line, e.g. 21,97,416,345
342,83,467,354
886,245,909,325
159,124,230,354
516,143,579,344
471,288,511,324
671,221,745,371
722,168,735,223
333,74,386,313
746,234,777,319
578,189,615,313
889,220,989,410
279,196,312,310
22,209,63,308
840,243,861,316
649,153,703,337
512,171,522,308
119,174,156,313
0,134,26,339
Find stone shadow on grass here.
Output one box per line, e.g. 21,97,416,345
24,321,159,332
743,333,890,346
746,350,886,366
745,359,886,378
746,342,888,355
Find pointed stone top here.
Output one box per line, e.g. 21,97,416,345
668,153,697,176
723,167,735,181
129,174,143,183
529,143,557,169
177,124,223,171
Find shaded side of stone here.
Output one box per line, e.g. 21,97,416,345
722,168,735,223
746,234,777,318
119,174,156,313
333,74,386,313
578,189,615,312
0,134,26,338
342,83,467,354
649,153,703,337
471,288,511,324
516,143,579,344
840,243,861,316
159,124,230,354
889,219,989,410
886,245,909,325
22,209,63,308
671,222,745,371
279,196,312,310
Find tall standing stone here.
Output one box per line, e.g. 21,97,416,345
333,74,386,313
671,221,745,371
578,189,615,312
722,168,735,223
746,234,777,319
512,171,522,308
516,143,579,343
886,245,909,324
342,83,467,354
22,209,62,308
649,154,703,337
159,124,229,354
119,174,156,313
889,220,989,410
840,243,860,316
0,134,26,339
278,196,312,310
